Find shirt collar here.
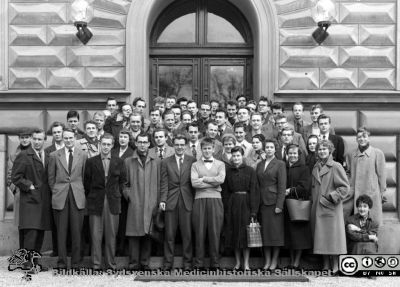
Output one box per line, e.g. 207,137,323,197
175,154,184,160
101,153,111,160
66,146,74,153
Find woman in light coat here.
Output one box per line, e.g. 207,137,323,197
346,127,386,225
311,140,349,274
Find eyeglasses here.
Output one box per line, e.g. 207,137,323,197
136,141,149,145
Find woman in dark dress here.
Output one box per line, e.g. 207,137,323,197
284,144,312,269
223,146,257,271
305,135,318,173
254,139,286,270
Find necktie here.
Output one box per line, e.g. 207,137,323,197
191,145,197,158
68,149,73,174
204,159,213,163
178,156,183,171
323,135,326,140
159,147,164,159
218,129,223,136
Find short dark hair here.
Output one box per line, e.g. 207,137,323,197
132,97,146,107
286,143,301,156
166,95,177,101
153,128,168,138
200,137,215,148
67,110,79,120
50,121,65,132
265,138,278,150
149,107,161,115
238,106,250,114
231,146,244,155
356,194,373,209
236,95,247,102
106,97,117,104
154,96,165,105
177,97,188,104
210,99,220,106
258,96,271,106
100,133,115,144
63,127,76,136
271,102,284,112
233,122,246,131
173,133,188,144
201,102,211,108
357,126,371,137
187,100,197,106
162,109,175,120
171,104,182,111
136,133,151,142
119,128,131,137
226,100,238,108
32,128,46,140
275,114,287,122
206,120,218,129
182,110,193,119
317,114,331,124
215,109,228,118
311,104,324,113
84,120,97,129
188,122,199,130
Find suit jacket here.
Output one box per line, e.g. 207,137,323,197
48,147,87,210
329,134,345,165
84,154,126,215
44,144,57,157
300,124,335,143
160,154,196,211
245,124,275,142
148,145,175,160
185,142,202,160
12,146,52,230
254,157,287,210
111,146,134,160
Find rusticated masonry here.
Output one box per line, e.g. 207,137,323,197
276,0,396,90
8,0,132,89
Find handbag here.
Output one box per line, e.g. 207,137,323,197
149,209,165,243
285,188,311,222
247,218,262,248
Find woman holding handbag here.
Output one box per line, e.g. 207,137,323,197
223,146,257,271
254,139,286,271
284,144,312,270
311,139,349,274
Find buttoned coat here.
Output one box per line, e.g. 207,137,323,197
160,154,196,211
48,148,87,210
123,151,160,236
254,157,287,211
84,154,126,215
311,155,349,254
11,146,52,230
346,146,386,225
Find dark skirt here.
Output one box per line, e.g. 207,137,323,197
284,205,312,250
260,205,284,247
225,193,250,249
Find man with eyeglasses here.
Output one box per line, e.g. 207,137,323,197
275,118,307,159
159,134,196,271
124,133,160,271
257,96,273,126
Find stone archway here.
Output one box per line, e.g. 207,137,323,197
125,0,279,103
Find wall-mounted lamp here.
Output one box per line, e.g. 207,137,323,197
311,0,336,45
71,0,94,45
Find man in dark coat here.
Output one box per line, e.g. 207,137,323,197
318,114,345,165
84,133,126,270
12,128,52,269
159,134,196,271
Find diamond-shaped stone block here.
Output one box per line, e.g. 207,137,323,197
322,25,358,46
359,68,395,90
93,0,131,14
89,8,127,28
278,9,315,28
340,3,395,24
85,67,125,89
279,68,318,89
280,27,316,46
9,26,47,45
9,46,66,67
48,25,126,46
67,46,125,66
9,68,46,89
47,68,85,89
9,3,67,25
320,68,357,89
274,0,313,15
339,46,395,68
280,46,339,67
360,25,395,45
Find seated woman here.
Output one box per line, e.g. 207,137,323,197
346,195,379,254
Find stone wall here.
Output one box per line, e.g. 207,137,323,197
8,0,132,90
276,0,397,90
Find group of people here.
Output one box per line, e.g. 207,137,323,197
8,94,386,274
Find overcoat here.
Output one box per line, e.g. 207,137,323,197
123,151,160,236
346,146,386,225
11,146,52,230
311,155,349,254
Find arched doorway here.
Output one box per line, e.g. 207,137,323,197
149,0,253,106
